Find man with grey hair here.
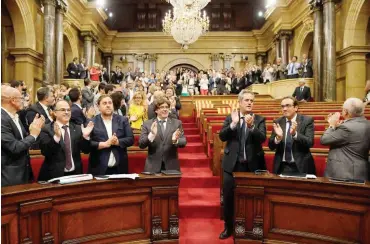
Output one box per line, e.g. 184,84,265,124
292,79,311,102
219,89,266,239
321,98,370,181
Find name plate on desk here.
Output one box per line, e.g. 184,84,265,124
232,172,370,244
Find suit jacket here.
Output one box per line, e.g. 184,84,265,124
81,86,95,109
292,86,311,101
219,114,266,173
38,122,90,181
268,114,315,174
78,63,88,79
147,103,178,120
67,62,79,78
71,103,86,126
88,114,134,175
25,102,52,131
302,59,313,78
1,109,36,186
139,118,187,173
321,117,370,181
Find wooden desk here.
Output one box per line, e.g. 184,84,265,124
2,175,181,244
233,173,370,244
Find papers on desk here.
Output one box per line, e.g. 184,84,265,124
94,174,139,180
48,174,93,184
278,174,317,179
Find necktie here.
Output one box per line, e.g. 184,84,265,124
158,120,165,138
290,63,294,74
285,121,293,162
238,117,247,163
62,125,73,170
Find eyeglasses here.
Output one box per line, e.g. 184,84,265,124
12,96,23,100
159,106,169,110
281,104,294,109
55,108,71,113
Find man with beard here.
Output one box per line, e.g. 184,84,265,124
219,90,266,239
88,95,134,175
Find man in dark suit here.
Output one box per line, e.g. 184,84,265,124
69,88,95,126
268,96,315,175
81,79,95,109
218,90,266,239
1,86,45,186
139,97,186,173
88,94,134,175
301,54,313,78
38,100,94,181
25,87,54,130
321,98,370,181
292,79,312,102
67,57,80,78
78,58,88,80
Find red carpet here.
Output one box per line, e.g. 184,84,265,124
179,120,233,244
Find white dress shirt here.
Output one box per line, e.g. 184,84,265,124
148,118,167,142
53,121,75,172
102,117,117,167
274,114,298,162
39,102,53,121
2,107,26,139
287,62,300,76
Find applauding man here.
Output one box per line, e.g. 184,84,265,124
2,86,45,186
38,100,94,181
321,98,370,181
139,96,186,173
218,90,266,239
88,95,134,175
269,96,315,175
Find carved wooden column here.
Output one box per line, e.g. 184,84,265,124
274,35,281,60
55,0,67,85
104,53,112,82
91,40,97,65
210,54,221,71
323,0,338,101
223,54,233,70
42,0,56,85
81,32,93,68
311,0,324,101
279,31,292,65
148,54,158,74
135,54,146,72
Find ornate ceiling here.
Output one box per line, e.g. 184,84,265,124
92,0,266,32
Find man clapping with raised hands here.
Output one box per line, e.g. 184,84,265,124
139,96,186,173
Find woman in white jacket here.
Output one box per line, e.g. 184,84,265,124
262,63,275,84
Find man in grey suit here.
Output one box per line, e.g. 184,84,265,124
139,97,186,173
321,98,370,181
81,79,96,109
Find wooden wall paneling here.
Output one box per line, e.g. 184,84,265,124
19,198,53,244
152,186,179,243
52,192,151,244
1,207,18,244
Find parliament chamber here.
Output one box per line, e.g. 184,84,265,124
2,0,370,243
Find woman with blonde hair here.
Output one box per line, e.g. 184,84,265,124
128,91,147,130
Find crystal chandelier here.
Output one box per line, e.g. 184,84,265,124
166,0,210,11
163,8,210,49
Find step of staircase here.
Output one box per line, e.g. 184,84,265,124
180,175,220,188
179,153,209,168
183,128,200,135
182,123,197,128
179,142,205,154
186,135,202,143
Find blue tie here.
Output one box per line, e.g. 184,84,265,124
285,121,293,162
238,118,247,163
290,63,294,74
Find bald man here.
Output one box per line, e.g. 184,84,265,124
321,98,370,181
1,86,45,187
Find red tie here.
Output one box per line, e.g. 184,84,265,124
62,125,72,170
